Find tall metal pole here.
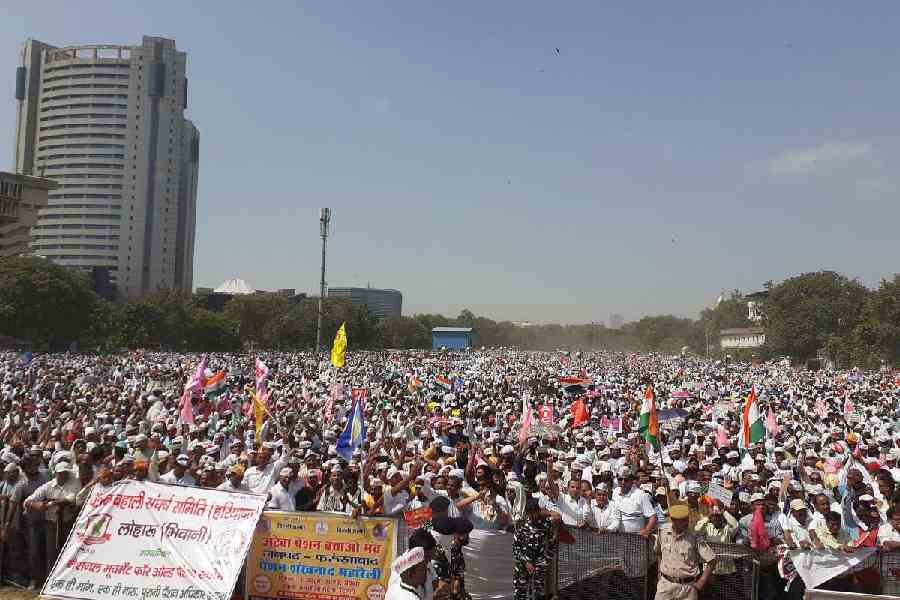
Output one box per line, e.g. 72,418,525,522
316,208,331,353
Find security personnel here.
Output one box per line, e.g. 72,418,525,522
513,498,550,600
654,504,717,600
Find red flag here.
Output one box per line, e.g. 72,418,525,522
571,399,589,427
749,505,771,551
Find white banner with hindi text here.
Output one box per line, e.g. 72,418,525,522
42,480,266,600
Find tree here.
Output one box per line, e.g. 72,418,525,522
187,309,241,351
117,290,195,348
223,294,291,346
843,274,900,367
764,271,871,362
377,316,430,349
0,256,98,348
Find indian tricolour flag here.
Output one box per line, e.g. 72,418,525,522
639,385,659,449
739,386,764,451
435,375,452,391
203,371,227,398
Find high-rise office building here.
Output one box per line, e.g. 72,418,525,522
0,171,56,257
328,287,402,320
13,36,199,295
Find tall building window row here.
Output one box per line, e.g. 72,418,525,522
45,202,123,209
33,223,120,230
39,144,126,153
42,73,130,84
43,63,130,74
40,254,118,261
42,93,129,102
38,213,121,220
41,102,128,113
40,123,128,132
43,83,129,93
40,113,128,122
42,173,124,180
54,183,124,190
44,163,124,171
33,234,120,240
32,243,120,251
39,153,125,160
40,133,126,142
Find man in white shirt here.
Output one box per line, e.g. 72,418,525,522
611,468,656,536
267,468,296,511
782,499,813,549
23,462,82,577
244,443,289,494
383,467,412,516
558,479,589,527
587,485,616,531
158,455,196,487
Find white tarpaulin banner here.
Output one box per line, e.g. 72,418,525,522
42,480,266,600
789,547,877,590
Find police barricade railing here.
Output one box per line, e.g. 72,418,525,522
700,542,758,600
555,531,758,600
556,530,651,600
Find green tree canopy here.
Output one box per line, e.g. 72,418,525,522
764,271,871,362
0,256,98,348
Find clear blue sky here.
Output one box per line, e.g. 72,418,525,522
3,2,898,323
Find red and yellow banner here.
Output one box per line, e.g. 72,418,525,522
247,511,397,600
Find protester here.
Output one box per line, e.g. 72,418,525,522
0,347,897,598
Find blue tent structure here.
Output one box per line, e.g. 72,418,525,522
432,327,473,350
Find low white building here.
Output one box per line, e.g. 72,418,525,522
720,327,765,349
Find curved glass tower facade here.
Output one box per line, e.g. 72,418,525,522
14,36,199,295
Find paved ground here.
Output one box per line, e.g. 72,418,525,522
0,587,37,600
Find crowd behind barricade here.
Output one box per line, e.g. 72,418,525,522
0,349,898,600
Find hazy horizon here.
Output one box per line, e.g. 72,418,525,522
3,2,898,323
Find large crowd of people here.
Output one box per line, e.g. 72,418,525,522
0,349,897,600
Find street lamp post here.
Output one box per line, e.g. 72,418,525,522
316,208,331,353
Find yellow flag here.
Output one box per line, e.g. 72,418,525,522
330,323,348,368
252,391,265,444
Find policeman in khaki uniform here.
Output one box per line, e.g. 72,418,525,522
654,504,717,600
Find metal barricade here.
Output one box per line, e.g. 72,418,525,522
701,543,759,600
557,531,650,600
555,533,758,600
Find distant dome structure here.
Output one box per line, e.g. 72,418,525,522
214,278,255,295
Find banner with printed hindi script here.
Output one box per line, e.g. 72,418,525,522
41,480,266,600
246,511,397,600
